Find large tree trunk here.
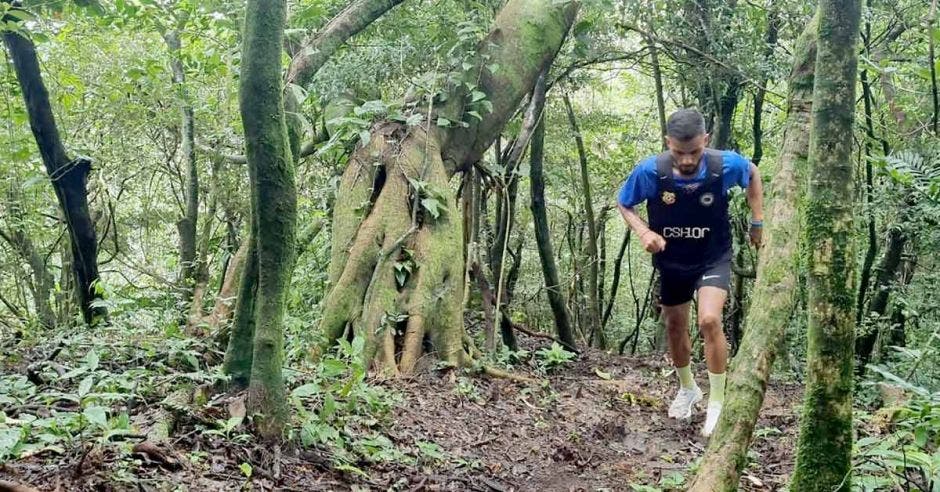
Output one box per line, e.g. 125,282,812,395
225,0,296,440
318,0,577,374
791,0,861,488
689,13,818,491
3,20,105,326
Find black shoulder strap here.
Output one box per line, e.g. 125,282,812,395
704,149,723,185
655,152,675,192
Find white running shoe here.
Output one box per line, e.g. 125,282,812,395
668,385,703,419
702,401,723,437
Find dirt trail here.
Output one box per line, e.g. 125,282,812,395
1,346,800,491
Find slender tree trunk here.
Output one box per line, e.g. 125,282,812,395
791,0,861,488
602,229,629,330
647,35,668,151
0,224,56,329
530,114,576,350
856,217,908,372
563,94,602,347
929,0,938,135
3,22,105,326
209,237,249,334
856,35,880,327
712,82,740,150
752,7,779,166
689,13,818,490
230,0,296,440
318,0,577,374
164,30,200,301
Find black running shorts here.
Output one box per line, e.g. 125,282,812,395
658,255,732,306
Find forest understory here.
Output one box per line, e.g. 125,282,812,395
0,322,802,492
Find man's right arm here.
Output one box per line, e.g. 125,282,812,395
616,161,665,253
618,204,666,253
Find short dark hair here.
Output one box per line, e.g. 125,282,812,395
666,109,706,141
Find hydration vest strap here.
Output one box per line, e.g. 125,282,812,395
655,152,675,192
703,149,724,186
655,149,724,190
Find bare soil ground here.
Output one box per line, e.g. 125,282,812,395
1,342,800,491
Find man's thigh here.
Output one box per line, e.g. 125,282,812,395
660,269,698,307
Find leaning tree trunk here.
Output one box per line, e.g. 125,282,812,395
318,0,577,375
791,0,861,489
231,0,296,440
3,19,105,326
530,109,576,350
689,14,818,491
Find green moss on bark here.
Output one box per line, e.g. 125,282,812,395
231,0,296,441
690,14,817,491
791,1,861,489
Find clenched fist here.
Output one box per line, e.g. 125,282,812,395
640,229,666,253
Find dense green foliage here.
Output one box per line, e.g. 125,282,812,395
1,0,939,489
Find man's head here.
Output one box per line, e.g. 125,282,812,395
665,109,709,177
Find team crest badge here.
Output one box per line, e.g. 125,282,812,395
661,191,676,205
700,192,715,206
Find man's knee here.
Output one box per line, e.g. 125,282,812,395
699,313,722,338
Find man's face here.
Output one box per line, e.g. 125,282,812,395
666,134,708,176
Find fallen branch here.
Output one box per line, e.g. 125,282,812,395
0,480,39,492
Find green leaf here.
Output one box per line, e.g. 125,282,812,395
292,383,320,398
321,393,336,420
83,350,99,371
359,130,371,147
239,462,252,478
436,117,451,127
421,198,441,219
78,376,94,397
405,114,424,126
467,111,482,121
83,406,108,427
471,90,486,102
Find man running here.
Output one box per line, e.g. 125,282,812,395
616,109,763,436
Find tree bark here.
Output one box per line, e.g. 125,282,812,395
791,0,861,488
563,94,602,347
856,217,908,372
529,97,576,351
689,13,818,491
318,0,577,374
163,30,200,302
3,22,105,326
227,0,296,440
751,7,779,166
647,35,668,151
0,224,56,329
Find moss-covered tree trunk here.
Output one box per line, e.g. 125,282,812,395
790,0,861,489
3,19,105,326
318,0,577,374
688,14,818,491
236,0,296,439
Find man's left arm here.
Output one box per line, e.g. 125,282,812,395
746,162,764,248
